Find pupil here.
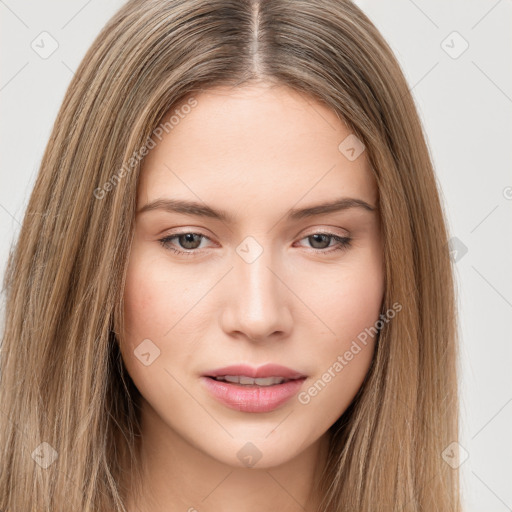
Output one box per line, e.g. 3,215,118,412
180,233,200,249
310,234,329,249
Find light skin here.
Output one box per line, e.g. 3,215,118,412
120,82,385,512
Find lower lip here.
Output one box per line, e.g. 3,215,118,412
200,376,306,413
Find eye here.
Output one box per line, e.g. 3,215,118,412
158,231,352,256
159,232,211,255
295,232,352,254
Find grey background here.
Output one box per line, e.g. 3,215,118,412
1,1,511,510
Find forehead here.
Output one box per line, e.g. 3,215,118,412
138,84,377,212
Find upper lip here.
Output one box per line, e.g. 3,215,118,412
204,364,306,380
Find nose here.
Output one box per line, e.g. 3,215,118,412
220,246,293,342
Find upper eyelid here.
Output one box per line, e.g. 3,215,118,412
161,227,348,238
160,229,349,247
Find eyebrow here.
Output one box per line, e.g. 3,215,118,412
136,196,377,223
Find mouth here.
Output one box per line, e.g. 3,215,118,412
208,375,298,386
204,363,306,381
200,364,307,413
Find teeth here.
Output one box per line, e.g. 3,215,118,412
214,375,288,386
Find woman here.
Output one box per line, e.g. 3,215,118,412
0,0,461,510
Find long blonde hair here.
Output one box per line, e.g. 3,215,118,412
0,0,460,510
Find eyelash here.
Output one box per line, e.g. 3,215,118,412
158,231,352,256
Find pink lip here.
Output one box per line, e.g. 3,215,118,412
200,376,306,413
200,364,307,413
203,363,306,380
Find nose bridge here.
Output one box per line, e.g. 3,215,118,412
224,237,290,340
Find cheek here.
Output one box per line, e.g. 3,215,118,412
295,249,384,414
336,265,384,340
320,271,382,374
122,247,186,342
123,272,165,340
120,245,212,380
119,249,178,386
119,250,189,403
300,248,384,342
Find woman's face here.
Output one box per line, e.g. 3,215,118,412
120,83,384,468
